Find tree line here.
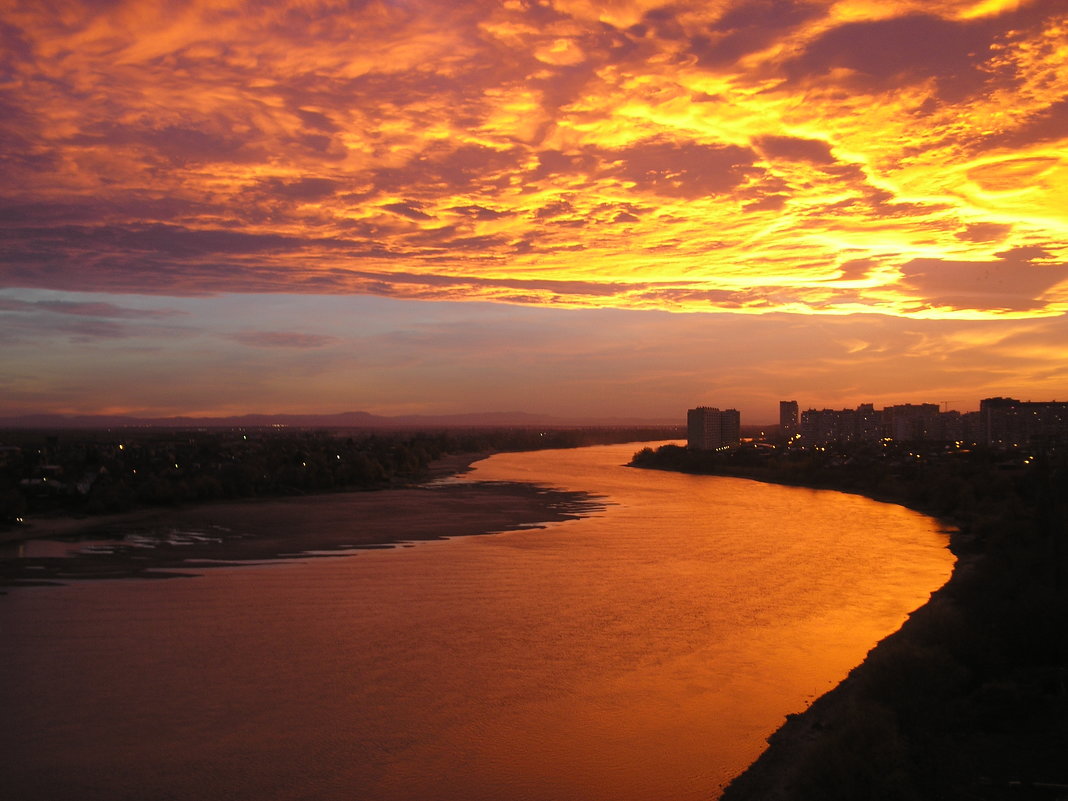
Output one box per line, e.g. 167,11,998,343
1,426,676,522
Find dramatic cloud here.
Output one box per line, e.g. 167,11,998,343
0,0,1063,320
898,255,1068,314
1,1,1066,420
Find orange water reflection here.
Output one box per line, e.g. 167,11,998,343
0,442,953,800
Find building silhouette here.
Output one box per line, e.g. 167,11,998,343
779,400,799,440
882,403,941,441
800,405,879,443
793,402,981,444
687,407,741,450
980,397,1068,446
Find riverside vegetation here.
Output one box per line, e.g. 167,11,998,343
632,441,1067,801
0,426,676,525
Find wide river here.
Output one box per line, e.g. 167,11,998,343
0,442,954,801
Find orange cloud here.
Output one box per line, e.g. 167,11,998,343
1,0,1065,320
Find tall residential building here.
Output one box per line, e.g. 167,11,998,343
687,407,741,450
796,401,989,444
855,403,881,441
883,403,940,441
801,408,856,443
800,405,883,444
980,397,1068,446
779,400,799,439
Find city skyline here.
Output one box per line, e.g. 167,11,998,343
2,0,1067,420
3,391,1063,429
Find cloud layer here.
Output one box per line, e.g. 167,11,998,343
2,0,1066,319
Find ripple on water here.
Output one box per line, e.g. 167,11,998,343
0,442,953,801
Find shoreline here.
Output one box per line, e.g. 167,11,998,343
627,458,1065,800
628,461,968,532
0,451,493,547
1,450,605,587
718,532,976,801
629,465,975,800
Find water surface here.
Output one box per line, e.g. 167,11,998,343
0,442,953,800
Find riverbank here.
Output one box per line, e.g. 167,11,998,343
719,540,1066,799
629,445,1067,800
1,451,604,587
0,451,480,545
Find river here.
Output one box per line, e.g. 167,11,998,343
0,442,954,800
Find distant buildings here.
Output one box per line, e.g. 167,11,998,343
881,403,941,441
690,396,1068,450
778,397,1068,447
779,401,798,440
687,407,740,450
800,404,880,444
979,397,1068,447
797,402,980,445
798,407,871,446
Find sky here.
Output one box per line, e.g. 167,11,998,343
1,0,1066,423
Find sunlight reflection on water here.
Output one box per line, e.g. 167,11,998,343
0,442,953,801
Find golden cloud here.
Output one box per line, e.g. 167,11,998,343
1,0,1066,319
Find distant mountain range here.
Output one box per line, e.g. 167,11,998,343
0,410,683,430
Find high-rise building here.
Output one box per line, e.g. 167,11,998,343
687,407,741,450
883,403,940,441
801,408,853,443
779,400,799,440
800,404,881,444
855,403,881,441
980,397,1068,446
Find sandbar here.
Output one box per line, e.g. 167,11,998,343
1,452,603,586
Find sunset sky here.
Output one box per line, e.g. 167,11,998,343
2,0,1066,422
